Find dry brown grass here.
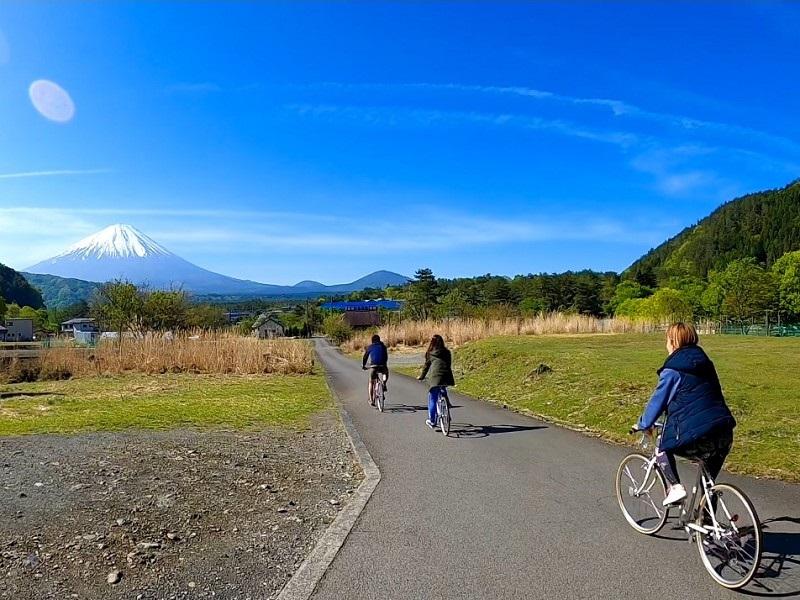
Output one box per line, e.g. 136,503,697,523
342,313,660,352
31,332,314,378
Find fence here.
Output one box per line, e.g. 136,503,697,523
719,323,800,337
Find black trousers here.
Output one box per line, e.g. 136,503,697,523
657,427,734,486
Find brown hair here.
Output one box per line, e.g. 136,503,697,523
425,334,445,360
666,322,698,350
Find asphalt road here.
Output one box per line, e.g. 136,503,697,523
312,339,800,599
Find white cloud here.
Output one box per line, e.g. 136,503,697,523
0,169,111,180
0,208,97,268
298,82,800,154
630,146,740,198
0,205,663,272
151,210,660,254
289,103,639,148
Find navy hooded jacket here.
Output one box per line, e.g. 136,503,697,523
362,341,388,367
638,344,735,452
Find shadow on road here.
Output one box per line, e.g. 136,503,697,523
452,423,547,438
386,404,427,414
743,517,800,597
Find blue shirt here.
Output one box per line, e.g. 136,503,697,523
362,342,388,367
637,368,681,430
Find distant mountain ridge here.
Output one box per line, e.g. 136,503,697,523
23,224,409,306
625,180,800,284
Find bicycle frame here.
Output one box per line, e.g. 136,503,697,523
633,429,727,540
368,367,386,405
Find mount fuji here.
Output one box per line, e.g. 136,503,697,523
25,224,408,296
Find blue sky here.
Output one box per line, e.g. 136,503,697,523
1,2,799,285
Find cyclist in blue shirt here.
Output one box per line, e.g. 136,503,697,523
362,334,389,406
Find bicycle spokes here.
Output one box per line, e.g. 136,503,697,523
695,483,761,589
615,454,668,535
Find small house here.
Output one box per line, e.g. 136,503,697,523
4,319,34,342
61,318,100,344
252,314,285,339
0,325,7,342
343,310,381,328
320,299,402,329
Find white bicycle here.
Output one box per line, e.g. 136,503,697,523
615,424,762,589
435,386,451,436
367,366,387,412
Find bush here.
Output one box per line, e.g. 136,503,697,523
323,314,353,345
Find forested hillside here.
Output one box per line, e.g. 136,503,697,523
0,263,45,310
626,180,800,285
21,273,101,310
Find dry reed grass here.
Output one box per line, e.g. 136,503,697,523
342,313,660,352
32,332,314,378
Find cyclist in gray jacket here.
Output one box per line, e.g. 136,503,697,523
418,334,455,429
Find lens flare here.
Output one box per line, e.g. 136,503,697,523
29,79,75,123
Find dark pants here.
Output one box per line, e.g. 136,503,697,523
369,365,389,383
657,427,734,486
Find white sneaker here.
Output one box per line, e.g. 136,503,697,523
663,484,687,506
425,419,435,429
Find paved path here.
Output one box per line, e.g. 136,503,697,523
313,340,800,599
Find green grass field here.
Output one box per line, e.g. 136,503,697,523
395,334,800,481
0,373,331,436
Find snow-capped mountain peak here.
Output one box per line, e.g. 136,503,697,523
59,224,173,260
26,223,409,296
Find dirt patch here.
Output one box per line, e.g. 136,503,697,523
0,414,361,599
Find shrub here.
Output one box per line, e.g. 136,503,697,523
323,314,353,345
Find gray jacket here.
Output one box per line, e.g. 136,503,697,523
420,347,455,387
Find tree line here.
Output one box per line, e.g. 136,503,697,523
0,282,230,335
391,251,800,328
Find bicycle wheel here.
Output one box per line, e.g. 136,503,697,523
438,395,450,437
375,380,385,412
615,453,668,534
695,483,762,589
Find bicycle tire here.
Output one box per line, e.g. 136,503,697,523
695,483,762,589
615,453,668,535
438,394,450,436
375,380,385,412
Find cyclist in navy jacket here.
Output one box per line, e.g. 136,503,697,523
634,323,736,507
362,334,389,405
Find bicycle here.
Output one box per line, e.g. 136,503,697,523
615,424,762,589
367,366,387,413
436,387,451,437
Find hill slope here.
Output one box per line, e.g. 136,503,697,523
21,273,101,310
0,263,45,309
625,180,800,283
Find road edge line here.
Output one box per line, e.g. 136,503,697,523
275,373,380,600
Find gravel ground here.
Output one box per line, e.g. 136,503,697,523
0,413,361,600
